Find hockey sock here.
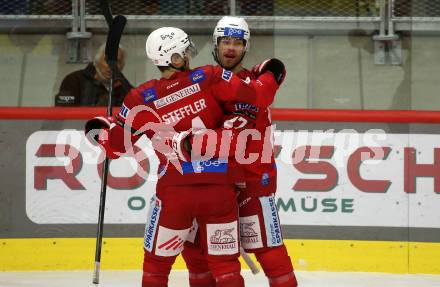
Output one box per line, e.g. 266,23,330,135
268,272,298,287
215,272,245,287
208,258,243,287
188,271,215,287
142,272,169,287
182,242,215,287
255,245,298,287
142,252,175,287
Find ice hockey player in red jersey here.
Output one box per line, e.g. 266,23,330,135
181,17,298,287
84,26,286,287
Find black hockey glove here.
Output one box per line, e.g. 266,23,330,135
251,58,286,85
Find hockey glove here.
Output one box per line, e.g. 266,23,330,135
171,130,192,162
85,116,121,159
251,58,286,85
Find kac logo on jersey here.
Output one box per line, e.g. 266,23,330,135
118,103,130,119
224,27,245,39
142,88,158,104
190,70,205,84
222,69,232,82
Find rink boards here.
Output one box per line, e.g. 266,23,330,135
1,119,440,274
1,238,440,274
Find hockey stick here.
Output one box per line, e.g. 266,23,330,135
240,247,260,275
99,0,113,26
92,14,127,285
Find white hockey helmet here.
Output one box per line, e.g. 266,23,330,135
213,16,250,51
145,27,197,67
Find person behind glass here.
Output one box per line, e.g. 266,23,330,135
54,44,133,106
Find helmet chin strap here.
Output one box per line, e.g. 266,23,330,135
212,47,220,65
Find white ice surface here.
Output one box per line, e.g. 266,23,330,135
1,270,440,287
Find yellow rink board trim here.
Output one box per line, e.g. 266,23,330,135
1,238,439,274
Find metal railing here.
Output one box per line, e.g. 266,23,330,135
0,0,382,34
390,0,440,32
0,0,72,15
2,1,440,34
84,0,383,34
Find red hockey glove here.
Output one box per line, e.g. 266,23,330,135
171,130,192,162
85,116,121,159
251,58,286,85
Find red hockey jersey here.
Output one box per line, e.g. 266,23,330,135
226,68,277,197
183,68,277,197
110,65,279,187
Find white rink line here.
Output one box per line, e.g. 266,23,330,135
1,270,440,287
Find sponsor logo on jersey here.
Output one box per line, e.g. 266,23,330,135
241,222,258,238
210,228,235,243
155,226,190,256
190,69,206,84
181,158,228,174
224,27,245,39
118,103,130,119
141,88,158,104
239,215,263,249
221,69,232,82
234,103,259,113
166,81,179,90
260,195,282,247
144,196,162,252
261,172,270,186
207,221,238,255
158,235,183,250
154,83,201,109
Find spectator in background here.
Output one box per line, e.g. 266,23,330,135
55,44,133,106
